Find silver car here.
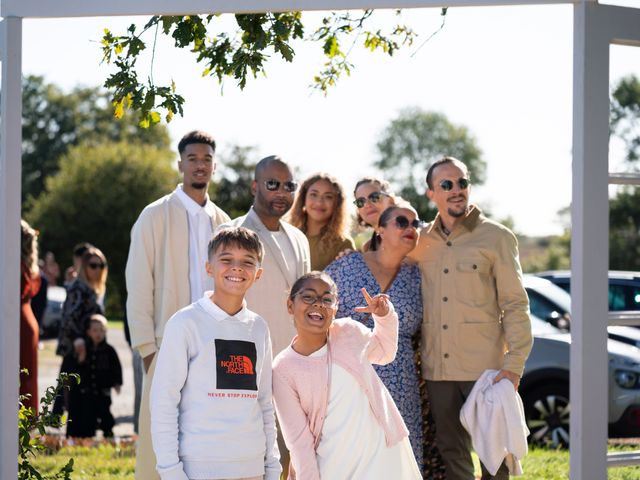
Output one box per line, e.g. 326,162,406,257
521,316,640,446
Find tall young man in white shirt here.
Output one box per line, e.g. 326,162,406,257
126,130,231,480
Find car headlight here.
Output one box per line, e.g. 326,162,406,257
615,369,640,389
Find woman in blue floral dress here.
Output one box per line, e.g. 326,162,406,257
325,203,427,471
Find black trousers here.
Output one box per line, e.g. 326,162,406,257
66,390,115,438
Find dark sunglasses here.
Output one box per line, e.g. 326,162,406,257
392,215,423,230
439,178,470,192
264,179,298,193
353,190,390,209
88,262,105,270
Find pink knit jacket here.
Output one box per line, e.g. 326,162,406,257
272,306,409,480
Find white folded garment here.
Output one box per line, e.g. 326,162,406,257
459,369,530,476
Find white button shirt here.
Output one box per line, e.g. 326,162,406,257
175,184,215,302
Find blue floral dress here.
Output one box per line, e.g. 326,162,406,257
325,253,424,470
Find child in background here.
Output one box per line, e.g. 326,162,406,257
272,271,421,480
62,313,122,438
150,227,281,480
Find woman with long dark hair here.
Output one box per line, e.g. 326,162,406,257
288,173,355,270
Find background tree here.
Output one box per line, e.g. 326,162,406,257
611,74,640,163
374,107,485,221
610,188,640,271
608,75,640,271
209,145,257,219
26,142,178,317
22,75,171,204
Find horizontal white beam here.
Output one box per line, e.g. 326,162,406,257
609,312,640,327
609,172,640,185
2,0,576,19
596,3,640,46
607,451,640,468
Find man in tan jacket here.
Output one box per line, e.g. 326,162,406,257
125,130,230,479
409,157,532,480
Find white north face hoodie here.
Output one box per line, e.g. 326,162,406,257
150,293,281,480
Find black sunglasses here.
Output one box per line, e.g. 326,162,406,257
264,179,298,193
392,215,423,230
353,190,390,209
439,178,470,192
88,262,105,270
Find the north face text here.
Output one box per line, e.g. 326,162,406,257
214,339,258,391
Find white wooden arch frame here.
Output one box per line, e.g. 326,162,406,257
1,1,639,478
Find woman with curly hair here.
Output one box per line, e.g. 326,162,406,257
352,177,397,252
20,220,42,411
288,173,355,270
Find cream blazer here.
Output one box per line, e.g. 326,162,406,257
221,207,311,355
125,190,230,358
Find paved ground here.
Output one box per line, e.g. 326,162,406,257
38,325,136,438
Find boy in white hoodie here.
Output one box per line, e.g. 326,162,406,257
150,227,281,480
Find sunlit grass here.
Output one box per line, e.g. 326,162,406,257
29,442,640,479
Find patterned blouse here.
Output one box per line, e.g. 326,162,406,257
57,279,103,357
325,252,424,470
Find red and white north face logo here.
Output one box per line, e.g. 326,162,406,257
219,355,254,375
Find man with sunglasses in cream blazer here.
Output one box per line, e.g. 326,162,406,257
408,156,532,480
219,155,310,473
220,155,311,356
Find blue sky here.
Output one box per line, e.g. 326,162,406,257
21,3,640,236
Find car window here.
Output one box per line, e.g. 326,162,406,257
609,283,640,311
527,289,565,321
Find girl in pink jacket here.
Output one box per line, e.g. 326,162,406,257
272,271,421,480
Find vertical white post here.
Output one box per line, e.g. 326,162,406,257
571,2,609,479
0,16,23,480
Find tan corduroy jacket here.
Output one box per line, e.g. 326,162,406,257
125,190,230,358
408,205,533,382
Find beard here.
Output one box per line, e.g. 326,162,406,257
267,199,293,217
191,182,208,190
256,189,292,218
448,205,469,218
447,197,469,218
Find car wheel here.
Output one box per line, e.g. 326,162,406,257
523,382,570,448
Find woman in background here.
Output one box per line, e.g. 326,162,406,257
288,173,355,270
352,177,396,252
20,219,41,411
57,246,108,359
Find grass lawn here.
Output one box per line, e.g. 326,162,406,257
28,442,640,479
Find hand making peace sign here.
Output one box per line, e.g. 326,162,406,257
354,287,390,317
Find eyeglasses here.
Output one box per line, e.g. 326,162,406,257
353,191,390,209
439,178,470,192
293,291,338,307
264,179,298,193
88,262,105,270
392,215,423,230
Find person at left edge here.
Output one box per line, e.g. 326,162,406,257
125,130,231,480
